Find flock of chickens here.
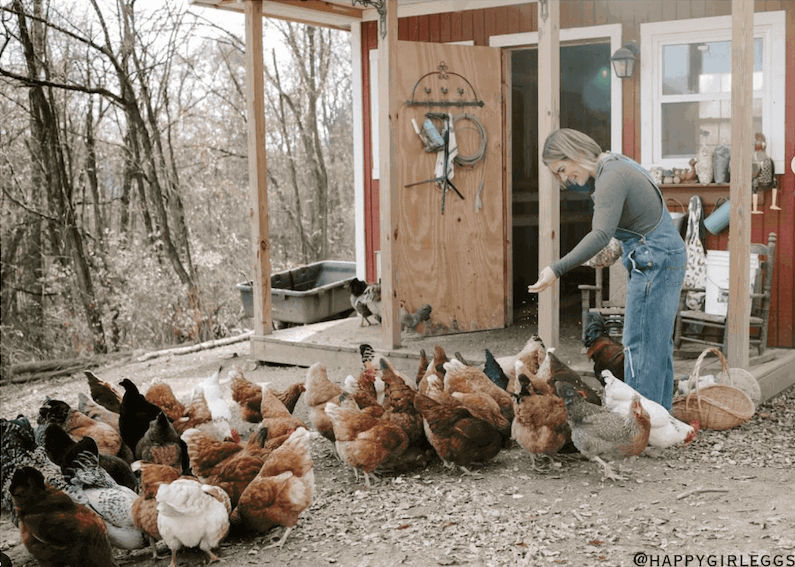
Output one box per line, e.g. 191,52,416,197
1,330,701,567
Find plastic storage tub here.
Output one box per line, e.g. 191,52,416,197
237,261,356,325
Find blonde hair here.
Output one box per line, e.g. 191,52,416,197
542,129,602,168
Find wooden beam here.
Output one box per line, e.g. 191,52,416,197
190,0,362,31
727,0,754,368
266,0,362,20
754,350,795,404
502,49,513,325
537,0,560,348
245,0,272,336
378,0,400,349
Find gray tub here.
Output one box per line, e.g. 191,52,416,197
237,261,356,325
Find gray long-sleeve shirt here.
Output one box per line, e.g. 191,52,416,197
550,156,663,278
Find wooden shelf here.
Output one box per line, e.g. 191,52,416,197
660,183,729,190
660,184,730,208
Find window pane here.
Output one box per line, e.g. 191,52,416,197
661,100,763,159
662,38,763,95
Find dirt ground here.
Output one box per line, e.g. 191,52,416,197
1,321,794,567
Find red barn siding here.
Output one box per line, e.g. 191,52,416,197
359,1,794,348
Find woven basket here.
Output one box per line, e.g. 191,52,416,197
672,348,755,431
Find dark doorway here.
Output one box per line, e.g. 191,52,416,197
510,42,612,318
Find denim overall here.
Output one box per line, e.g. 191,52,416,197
596,154,687,410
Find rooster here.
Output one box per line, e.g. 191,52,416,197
583,312,625,385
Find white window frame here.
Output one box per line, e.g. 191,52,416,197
640,12,785,173
490,24,625,154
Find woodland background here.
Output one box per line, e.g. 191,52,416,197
0,0,355,376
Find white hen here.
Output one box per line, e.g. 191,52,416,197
602,370,699,448
192,367,232,440
156,478,231,567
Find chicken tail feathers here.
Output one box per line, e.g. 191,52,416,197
41,423,75,466
583,312,608,348
483,349,509,391
400,303,432,332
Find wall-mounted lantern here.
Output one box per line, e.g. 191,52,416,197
611,42,639,79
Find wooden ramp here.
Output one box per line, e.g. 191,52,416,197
250,316,795,404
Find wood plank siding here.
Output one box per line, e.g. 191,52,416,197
360,1,794,348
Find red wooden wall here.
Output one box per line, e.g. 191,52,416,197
359,1,794,348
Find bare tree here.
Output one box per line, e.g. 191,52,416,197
7,0,108,353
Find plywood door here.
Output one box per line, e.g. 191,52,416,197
396,41,506,333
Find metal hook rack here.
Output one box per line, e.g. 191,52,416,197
406,62,485,108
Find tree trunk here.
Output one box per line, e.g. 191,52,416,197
14,0,107,354
85,91,105,249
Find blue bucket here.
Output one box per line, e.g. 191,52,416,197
704,199,731,235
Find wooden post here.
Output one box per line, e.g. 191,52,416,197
245,0,272,336
537,0,560,348
379,0,400,349
727,0,754,368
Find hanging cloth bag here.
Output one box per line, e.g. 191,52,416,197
683,195,707,311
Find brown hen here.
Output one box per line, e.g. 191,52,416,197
231,427,315,549
413,385,502,475
144,381,186,423
10,466,115,567
85,371,123,414
511,373,570,470
37,398,124,458
324,401,408,488
304,362,345,445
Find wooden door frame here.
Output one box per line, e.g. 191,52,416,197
491,22,625,345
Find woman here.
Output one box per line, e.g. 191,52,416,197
528,129,686,410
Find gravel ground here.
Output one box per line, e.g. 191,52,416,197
1,340,793,567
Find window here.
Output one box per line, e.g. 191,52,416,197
640,12,785,173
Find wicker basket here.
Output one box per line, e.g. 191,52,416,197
672,348,755,431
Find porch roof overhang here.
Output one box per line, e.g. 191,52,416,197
189,0,540,31
190,0,365,31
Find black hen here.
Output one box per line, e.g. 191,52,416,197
118,379,164,455
483,348,509,391
41,423,137,491
582,312,625,385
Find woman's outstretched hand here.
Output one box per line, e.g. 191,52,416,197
527,266,557,293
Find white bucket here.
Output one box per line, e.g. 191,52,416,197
704,250,759,316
